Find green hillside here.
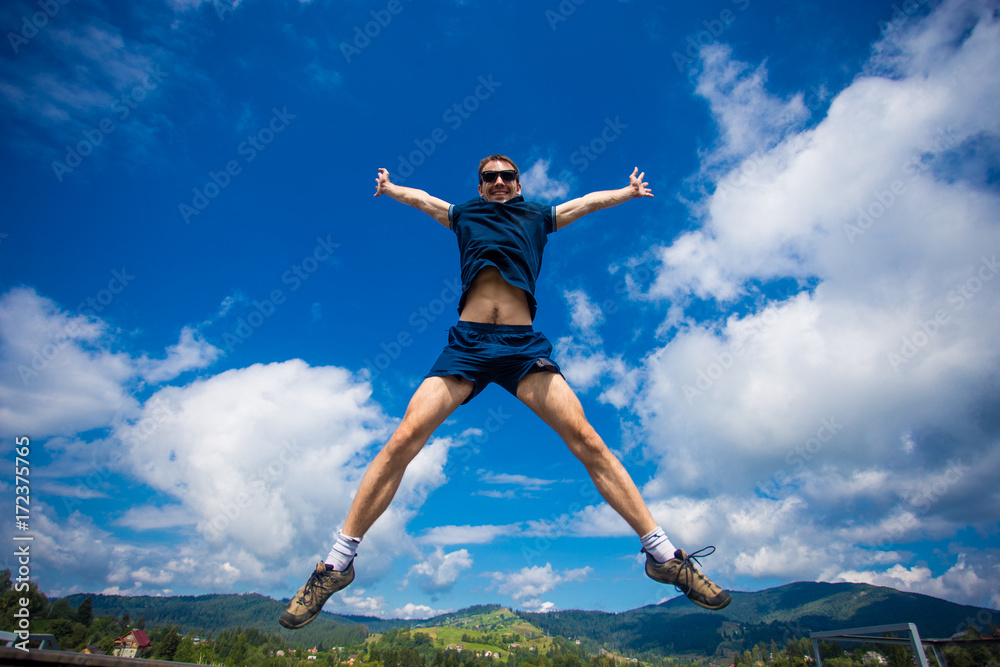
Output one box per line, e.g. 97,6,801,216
363,609,620,667
57,580,995,660
382,607,553,659
60,591,405,650
524,581,994,658
647,580,984,636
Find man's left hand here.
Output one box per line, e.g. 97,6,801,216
374,167,392,197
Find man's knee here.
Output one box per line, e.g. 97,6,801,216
568,424,606,462
384,422,428,461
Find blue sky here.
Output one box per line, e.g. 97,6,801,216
2,0,999,621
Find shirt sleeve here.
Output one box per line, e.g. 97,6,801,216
448,203,458,232
547,205,558,234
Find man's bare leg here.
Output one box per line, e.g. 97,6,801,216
515,371,657,536
515,370,731,610
342,374,473,537
280,375,473,630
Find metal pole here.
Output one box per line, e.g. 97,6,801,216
905,623,931,667
812,638,823,667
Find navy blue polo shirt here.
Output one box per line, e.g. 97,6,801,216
448,195,558,320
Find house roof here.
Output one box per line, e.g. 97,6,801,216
114,629,152,648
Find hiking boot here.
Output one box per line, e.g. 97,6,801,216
645,546,731,610
279,561,355,629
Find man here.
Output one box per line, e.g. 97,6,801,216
279,155,730,630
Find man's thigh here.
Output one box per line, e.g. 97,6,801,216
515,370,588,436
400,375,475,431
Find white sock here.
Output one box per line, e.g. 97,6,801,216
640,527,677,563
325,531,361,571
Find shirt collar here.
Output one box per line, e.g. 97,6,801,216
479,195,525,204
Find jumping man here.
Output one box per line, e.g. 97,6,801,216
279,155,731,629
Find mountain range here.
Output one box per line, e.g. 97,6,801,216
61,581,994,658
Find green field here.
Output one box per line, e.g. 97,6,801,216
401,607,554,658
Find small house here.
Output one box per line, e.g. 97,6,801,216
112,630,151,658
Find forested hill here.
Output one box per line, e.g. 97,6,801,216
522,581,991,657
61,582,993,658
60,591,410,649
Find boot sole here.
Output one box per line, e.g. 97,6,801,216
279,613,317,630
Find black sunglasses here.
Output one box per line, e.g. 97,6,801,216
480,169,518,183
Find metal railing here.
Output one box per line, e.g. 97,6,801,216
810,622,1000,667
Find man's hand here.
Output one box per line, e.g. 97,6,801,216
628,167,654,199
374,167,392,197
372,167,451,227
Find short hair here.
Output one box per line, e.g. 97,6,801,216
478,154,519,182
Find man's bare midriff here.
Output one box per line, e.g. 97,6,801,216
458,266,532,326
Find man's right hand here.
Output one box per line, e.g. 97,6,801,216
374,167,392,197
372,167,452,228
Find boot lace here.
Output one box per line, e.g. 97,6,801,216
674,545,717,594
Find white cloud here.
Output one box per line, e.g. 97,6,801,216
30,494,319,598
0,287,136,438
0,287,479,596
692,44,809,174
0,9,179,169
406,547,474,594
552,337,608,392
37,482,110,500
113,359,391,561
130,566,175,586
615,0,1000,601
419,524,519,546
564,289,605,337
524,503,630,539
553,335,635,405
136,326,222,383
0,289,222,439
475,489,517,500
489,563,592,611
834,554,990,606
733,536,826,580
480,472,559,490
511,473,1000,607
115,504,196,531
163,0,242,13
304,62,341,90
393,603,449,620
520,159,571,202
29,502,130,592
649,9,1000,305
551,289,640,407
337,589,387,617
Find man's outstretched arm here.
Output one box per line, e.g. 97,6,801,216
554,167,653,230
374,168,451,228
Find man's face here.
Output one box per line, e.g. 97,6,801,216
478,159,521,203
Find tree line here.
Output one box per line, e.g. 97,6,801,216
732,633,1000,667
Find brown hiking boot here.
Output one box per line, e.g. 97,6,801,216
279,561,355,629
645,546,731,610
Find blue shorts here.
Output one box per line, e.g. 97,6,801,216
426,322,562,404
